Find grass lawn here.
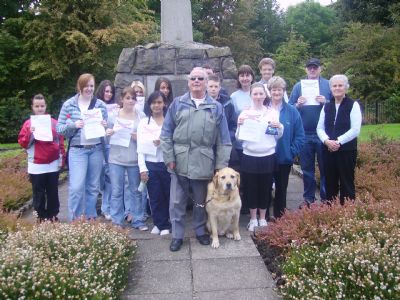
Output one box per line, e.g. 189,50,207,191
360,123,400,142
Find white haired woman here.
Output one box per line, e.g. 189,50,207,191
317,74,362,204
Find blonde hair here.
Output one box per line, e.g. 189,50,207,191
267,76,286,91
76,73,95,93
130,80,146,95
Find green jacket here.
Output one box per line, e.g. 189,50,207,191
161,92,232,180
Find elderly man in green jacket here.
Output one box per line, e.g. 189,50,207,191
161,67,232,252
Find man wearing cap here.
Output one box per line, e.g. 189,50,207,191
289,58,332,205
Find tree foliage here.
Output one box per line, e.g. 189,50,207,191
333,0,400,26
326,22,400,104
273,31,310,91
0,0,156,142
286,0,339,57
192,0,263,67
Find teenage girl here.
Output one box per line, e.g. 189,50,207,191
154,77,173,107
18,94,65,222
236,83,283,231
137,91,171,235
106,86,148,230
95,80,116,220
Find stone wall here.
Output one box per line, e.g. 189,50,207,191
114,42,238,100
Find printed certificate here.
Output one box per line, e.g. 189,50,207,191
31,115,52,141
110,117,134,148
237,119,265,142
82,108,105,139
137,123,160,156
301,80,320,105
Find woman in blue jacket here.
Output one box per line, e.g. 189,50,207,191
268,76,305,218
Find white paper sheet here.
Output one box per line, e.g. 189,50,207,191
301,80,320,105
137,123,160,156
135,96,145,113
110,117,134,148
82,108,105,139
31,115,52,141
237,119,265,142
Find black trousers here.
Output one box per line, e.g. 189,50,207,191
323,149,357,204
273,164,292,218
146,162,171,231
30,171,60,219
242,172,273,209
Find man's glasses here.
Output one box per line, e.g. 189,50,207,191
307,65,319,70
189,77,205,81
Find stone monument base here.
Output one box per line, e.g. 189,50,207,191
114,42,238,99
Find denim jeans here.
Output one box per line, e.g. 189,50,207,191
109,163,144,227
100,146,111,216
68,145,103,221
299,134,326,202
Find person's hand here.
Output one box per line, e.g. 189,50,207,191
296,96,307,107
75,120,84,128
269,121,282,129
316,95,326,104
140,172,149,182
238,113,248,125
106,128,114,136
325,139,340,152
30,126,35,133
168,162,176,170
153,139,160,146
131,132,137,141
101,120,107,127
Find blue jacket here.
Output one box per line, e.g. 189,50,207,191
289,76,332,134
276,102,305,165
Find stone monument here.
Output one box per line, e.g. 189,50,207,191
114,0,237,99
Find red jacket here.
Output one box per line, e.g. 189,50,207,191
18,117,65,165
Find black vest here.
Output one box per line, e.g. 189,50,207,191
324,96,357,151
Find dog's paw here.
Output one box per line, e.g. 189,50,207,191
211,239,220,248
226,233,234,239
233,233,241,241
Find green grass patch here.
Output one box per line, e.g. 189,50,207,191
0,149,23,160
360,123,400,142
0,143,20,151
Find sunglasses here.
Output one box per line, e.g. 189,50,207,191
189,77,205,81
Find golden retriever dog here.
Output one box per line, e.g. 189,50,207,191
206,167,242,248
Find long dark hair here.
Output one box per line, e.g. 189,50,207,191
144,91,168,124
95,80,115,103
154,77,173,106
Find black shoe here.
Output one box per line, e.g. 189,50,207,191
170,239,183,252
196,234,210,245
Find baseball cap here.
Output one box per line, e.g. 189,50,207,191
306,58,321,68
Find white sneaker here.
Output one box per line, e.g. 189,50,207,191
160,229,170,236
151,226,160,234
247,219,259,232
138,225,149,231
259,219,268,227
104,214,112,221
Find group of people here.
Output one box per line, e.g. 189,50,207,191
18,57,361,252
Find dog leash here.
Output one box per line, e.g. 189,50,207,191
176,175,212,208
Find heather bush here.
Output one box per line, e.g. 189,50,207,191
0,152,31,211
256,140,400,299
0,222,136,299
281,218,400,299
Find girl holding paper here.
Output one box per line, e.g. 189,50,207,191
137,91,171,235
56,73,107,221
236,83,283,232
95,80,116,221
106,86,148,230
19,94,65,222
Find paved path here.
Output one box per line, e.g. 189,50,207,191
22,169,305,300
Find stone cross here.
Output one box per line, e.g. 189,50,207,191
161,0,193,43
